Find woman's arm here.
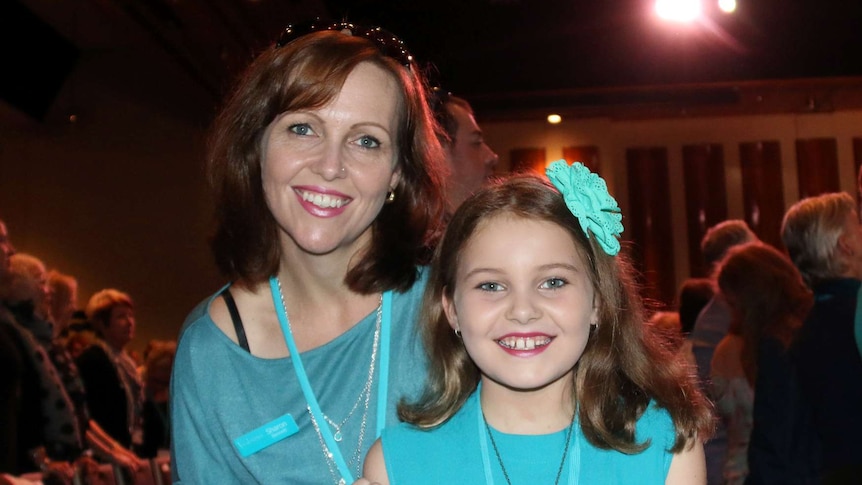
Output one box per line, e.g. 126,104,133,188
360,439,390,485
665,440,706,485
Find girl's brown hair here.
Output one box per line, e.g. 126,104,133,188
400,174,713,453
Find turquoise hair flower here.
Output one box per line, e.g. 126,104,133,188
546,160,624,256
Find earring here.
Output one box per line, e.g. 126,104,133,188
589,323,598,332
386,190,395,203
454,328,462,338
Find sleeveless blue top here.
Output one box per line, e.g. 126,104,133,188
382,390,676,484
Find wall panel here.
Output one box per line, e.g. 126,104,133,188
796,137,839,198
509,147,547,175
739,141,785,248
626,147,676,307
562,145,602,174
682,144,728,277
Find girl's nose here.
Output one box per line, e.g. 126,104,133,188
505,289,541,324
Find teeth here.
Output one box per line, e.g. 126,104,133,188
300,191,346,208
497,336,551,350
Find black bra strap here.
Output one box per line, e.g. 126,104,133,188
220,287,250,353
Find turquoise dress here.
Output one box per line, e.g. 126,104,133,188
382,390,676,484
170,269,429,484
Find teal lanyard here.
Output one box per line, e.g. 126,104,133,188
269,277,392,484
476,387,580,485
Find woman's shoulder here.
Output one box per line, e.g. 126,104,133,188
178,285,230,337
176,285,238,357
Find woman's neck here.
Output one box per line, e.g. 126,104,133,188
479,376,575,435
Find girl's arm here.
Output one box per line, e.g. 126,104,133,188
360,439,391,485
665,440,706,485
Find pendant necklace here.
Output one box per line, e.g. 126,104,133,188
306,295,379,482
269,276,393,485
477,392,581,485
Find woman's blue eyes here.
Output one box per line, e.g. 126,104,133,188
289,123,312,136
288,124,381,149
356,135,381,148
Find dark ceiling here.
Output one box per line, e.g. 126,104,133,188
6,0,862,121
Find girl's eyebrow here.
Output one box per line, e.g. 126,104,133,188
462,267,502,280
536,262,580,273
462,262,581,280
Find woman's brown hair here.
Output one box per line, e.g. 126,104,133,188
208,30,446,293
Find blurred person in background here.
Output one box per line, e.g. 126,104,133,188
76,289,144,452
688,219,758,485
748,192,862,484
0,222,80,480
138,340,176,458
5,254,53,345
712,242,812,485
47,271,78,339
431,88,499,214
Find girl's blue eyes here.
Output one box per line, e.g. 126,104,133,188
478,282,502,292
541,278,568,289
476,278,568,292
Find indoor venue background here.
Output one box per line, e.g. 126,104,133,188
2,0,861,352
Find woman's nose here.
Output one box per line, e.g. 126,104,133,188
311,142,348,180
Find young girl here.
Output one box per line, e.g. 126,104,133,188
361,161,713,484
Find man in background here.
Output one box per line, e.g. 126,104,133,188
432,89,499,213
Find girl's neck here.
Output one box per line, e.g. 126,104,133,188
479,377,575,435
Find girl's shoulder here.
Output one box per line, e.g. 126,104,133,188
637,402,676,446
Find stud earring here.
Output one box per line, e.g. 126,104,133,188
386,190,395,203
454,328,462,338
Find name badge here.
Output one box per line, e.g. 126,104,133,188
234,413,299,457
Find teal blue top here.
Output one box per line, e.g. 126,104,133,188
170,269,429,484
382,389,676,484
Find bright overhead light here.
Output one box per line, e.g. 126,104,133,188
547,114,562,124
655,0,702,22
718,0,737,13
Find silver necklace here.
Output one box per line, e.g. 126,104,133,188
276,279,381,485
484,413,575,485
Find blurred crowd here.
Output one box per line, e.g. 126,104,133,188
0,221,175,485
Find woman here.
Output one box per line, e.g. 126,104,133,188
169,21,446,484
711,242,812,485
76,289,144,451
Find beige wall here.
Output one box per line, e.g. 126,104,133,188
0,49,222,354
482,110,862,299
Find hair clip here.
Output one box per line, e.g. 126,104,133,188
275,20,413,67
546,160,624,256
